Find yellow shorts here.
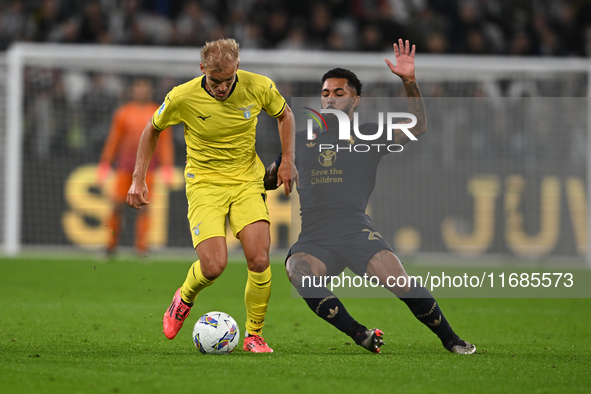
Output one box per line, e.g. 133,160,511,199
186,179,269,248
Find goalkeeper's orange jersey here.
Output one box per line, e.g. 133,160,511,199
100,102,173,172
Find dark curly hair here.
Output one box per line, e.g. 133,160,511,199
321,68,362,96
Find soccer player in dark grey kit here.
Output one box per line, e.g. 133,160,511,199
265,39,476,354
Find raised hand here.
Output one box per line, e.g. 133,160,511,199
384,39,416,81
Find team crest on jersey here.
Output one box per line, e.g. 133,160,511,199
157,102,165,115
238,104,254,119
318,150,337,167
192,222,203,236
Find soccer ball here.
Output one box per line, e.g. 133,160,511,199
192,311,240,355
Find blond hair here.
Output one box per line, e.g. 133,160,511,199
201,38,240,73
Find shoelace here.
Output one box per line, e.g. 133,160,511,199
174,304,190,321
250,336,268,348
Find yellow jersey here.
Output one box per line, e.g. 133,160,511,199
152,69,286,183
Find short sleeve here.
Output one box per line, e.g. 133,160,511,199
152,91,181,130
262,77,286,118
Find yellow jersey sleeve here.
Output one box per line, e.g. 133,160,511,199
152,91,181,130
262,77,286,118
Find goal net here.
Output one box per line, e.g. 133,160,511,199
1,43,590,264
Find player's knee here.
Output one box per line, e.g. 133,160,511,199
286,255,314,289
246,252,269,273
199,257,227,280
286,266,303,288
285,264,296,284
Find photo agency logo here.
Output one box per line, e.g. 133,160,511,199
302,107,418,153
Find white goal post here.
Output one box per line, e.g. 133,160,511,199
2,43,591,264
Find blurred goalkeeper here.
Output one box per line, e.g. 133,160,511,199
265,39,476,355
97,78,174,256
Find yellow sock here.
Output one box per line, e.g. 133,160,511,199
180,260,215,304
244,266,272,336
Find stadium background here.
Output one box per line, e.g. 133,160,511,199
0,0,589,55
1,4,590,393
0,0,590,263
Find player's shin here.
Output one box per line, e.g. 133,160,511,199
244,266,272,336
180,260,215,304
399,279,456,344
296,284,358,336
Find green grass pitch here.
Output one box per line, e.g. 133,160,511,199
1,256,590,394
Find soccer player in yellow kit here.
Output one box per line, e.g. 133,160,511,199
126,38,296,353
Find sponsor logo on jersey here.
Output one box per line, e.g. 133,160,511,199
238,104,254,119
362,229,382,240
157,102,165,115
306,141,316,148
197,115,211,121
318,150,337,167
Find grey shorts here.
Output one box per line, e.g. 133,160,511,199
287,222,394,277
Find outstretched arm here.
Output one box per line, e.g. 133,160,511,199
385,39,427,145
126,121,163,209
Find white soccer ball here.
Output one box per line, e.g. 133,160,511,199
192,311,240,354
